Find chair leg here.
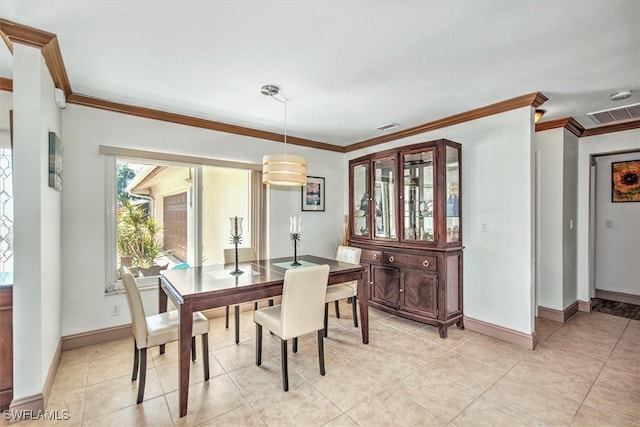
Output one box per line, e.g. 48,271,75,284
269,299,274,306
352,295,358,328
137,348,147,404
293,337,298,353
335,300,341,318
256,323,263,366
324,303,329,338
281,339,288,392
225,306,230,328
254,301,258,310
235,305,240,344
132,340,139,381
317,330,325,376
202,333,210,381
191,336,196,361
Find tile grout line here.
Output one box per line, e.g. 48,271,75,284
566,317,635,427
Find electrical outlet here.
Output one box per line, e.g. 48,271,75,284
481,223,488,232
111,304,121,316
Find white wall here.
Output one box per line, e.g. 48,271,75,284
534,127,578,311
61,105,345,336
12,44,62,400
594,151,640,296
534,128,564,310
346,107,535,335
577,128,640,302
562,130,578,307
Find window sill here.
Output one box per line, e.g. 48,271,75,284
105,277,159,295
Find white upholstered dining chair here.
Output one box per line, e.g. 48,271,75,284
254,264,330,391
120,266,211,403
324,245,362,337
223,247,273,344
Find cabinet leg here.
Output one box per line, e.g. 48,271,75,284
438,324,448,339
456,318,465,330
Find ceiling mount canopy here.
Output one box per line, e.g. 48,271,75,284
261,85,307,187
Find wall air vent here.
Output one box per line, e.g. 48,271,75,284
375,122,401,132
588,103,640,125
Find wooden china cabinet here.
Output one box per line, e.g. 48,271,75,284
349,139,463,338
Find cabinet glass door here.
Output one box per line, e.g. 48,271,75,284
373,157,396,239
352,162,370,237
402,150,434,242
445,145,460,243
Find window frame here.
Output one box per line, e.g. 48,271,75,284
102,146,263,293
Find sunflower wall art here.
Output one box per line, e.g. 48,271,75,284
612,160,640,202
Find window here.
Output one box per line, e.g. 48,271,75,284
0,147,13,286
103,148,264,293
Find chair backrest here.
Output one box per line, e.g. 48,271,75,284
224,247,256,263
120,267,148,346
280,264,330,340
336,245,361,265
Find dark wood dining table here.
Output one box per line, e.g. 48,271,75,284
159,254,367,417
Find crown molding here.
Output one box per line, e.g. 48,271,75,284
67,93,343,153
535,117,585,137
0,19,72,96
344,92,549,153
0,78,12,92
0,18,54,49
535,117,640,138
4,17,636,152
581,119,640,137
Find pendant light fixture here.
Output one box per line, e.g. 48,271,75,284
261,85,307,186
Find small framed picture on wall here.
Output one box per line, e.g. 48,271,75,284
301,176,325,211
612,160,640,202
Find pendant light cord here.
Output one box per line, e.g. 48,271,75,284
267,94,288,156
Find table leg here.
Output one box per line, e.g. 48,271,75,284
356,276,369,344
178,303,193,417
159,277,168,354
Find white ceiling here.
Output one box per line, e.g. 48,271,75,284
1,0,639,146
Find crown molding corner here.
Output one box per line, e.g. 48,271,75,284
0,19,72,96
535,117,584,137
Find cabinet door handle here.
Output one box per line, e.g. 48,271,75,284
399,288,403,292
388,256,394,263
372,254,378,260
423,260,430,267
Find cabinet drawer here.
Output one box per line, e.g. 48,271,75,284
384,252,437,271
361,249,383,264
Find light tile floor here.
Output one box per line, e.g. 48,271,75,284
3,303,639,426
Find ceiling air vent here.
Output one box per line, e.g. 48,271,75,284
588,103,640,125
375,122,401,132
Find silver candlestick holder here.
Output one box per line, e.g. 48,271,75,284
229,216,244,275
290,232,301,266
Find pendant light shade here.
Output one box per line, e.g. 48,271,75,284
262,153,307,186
260,85,307,186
